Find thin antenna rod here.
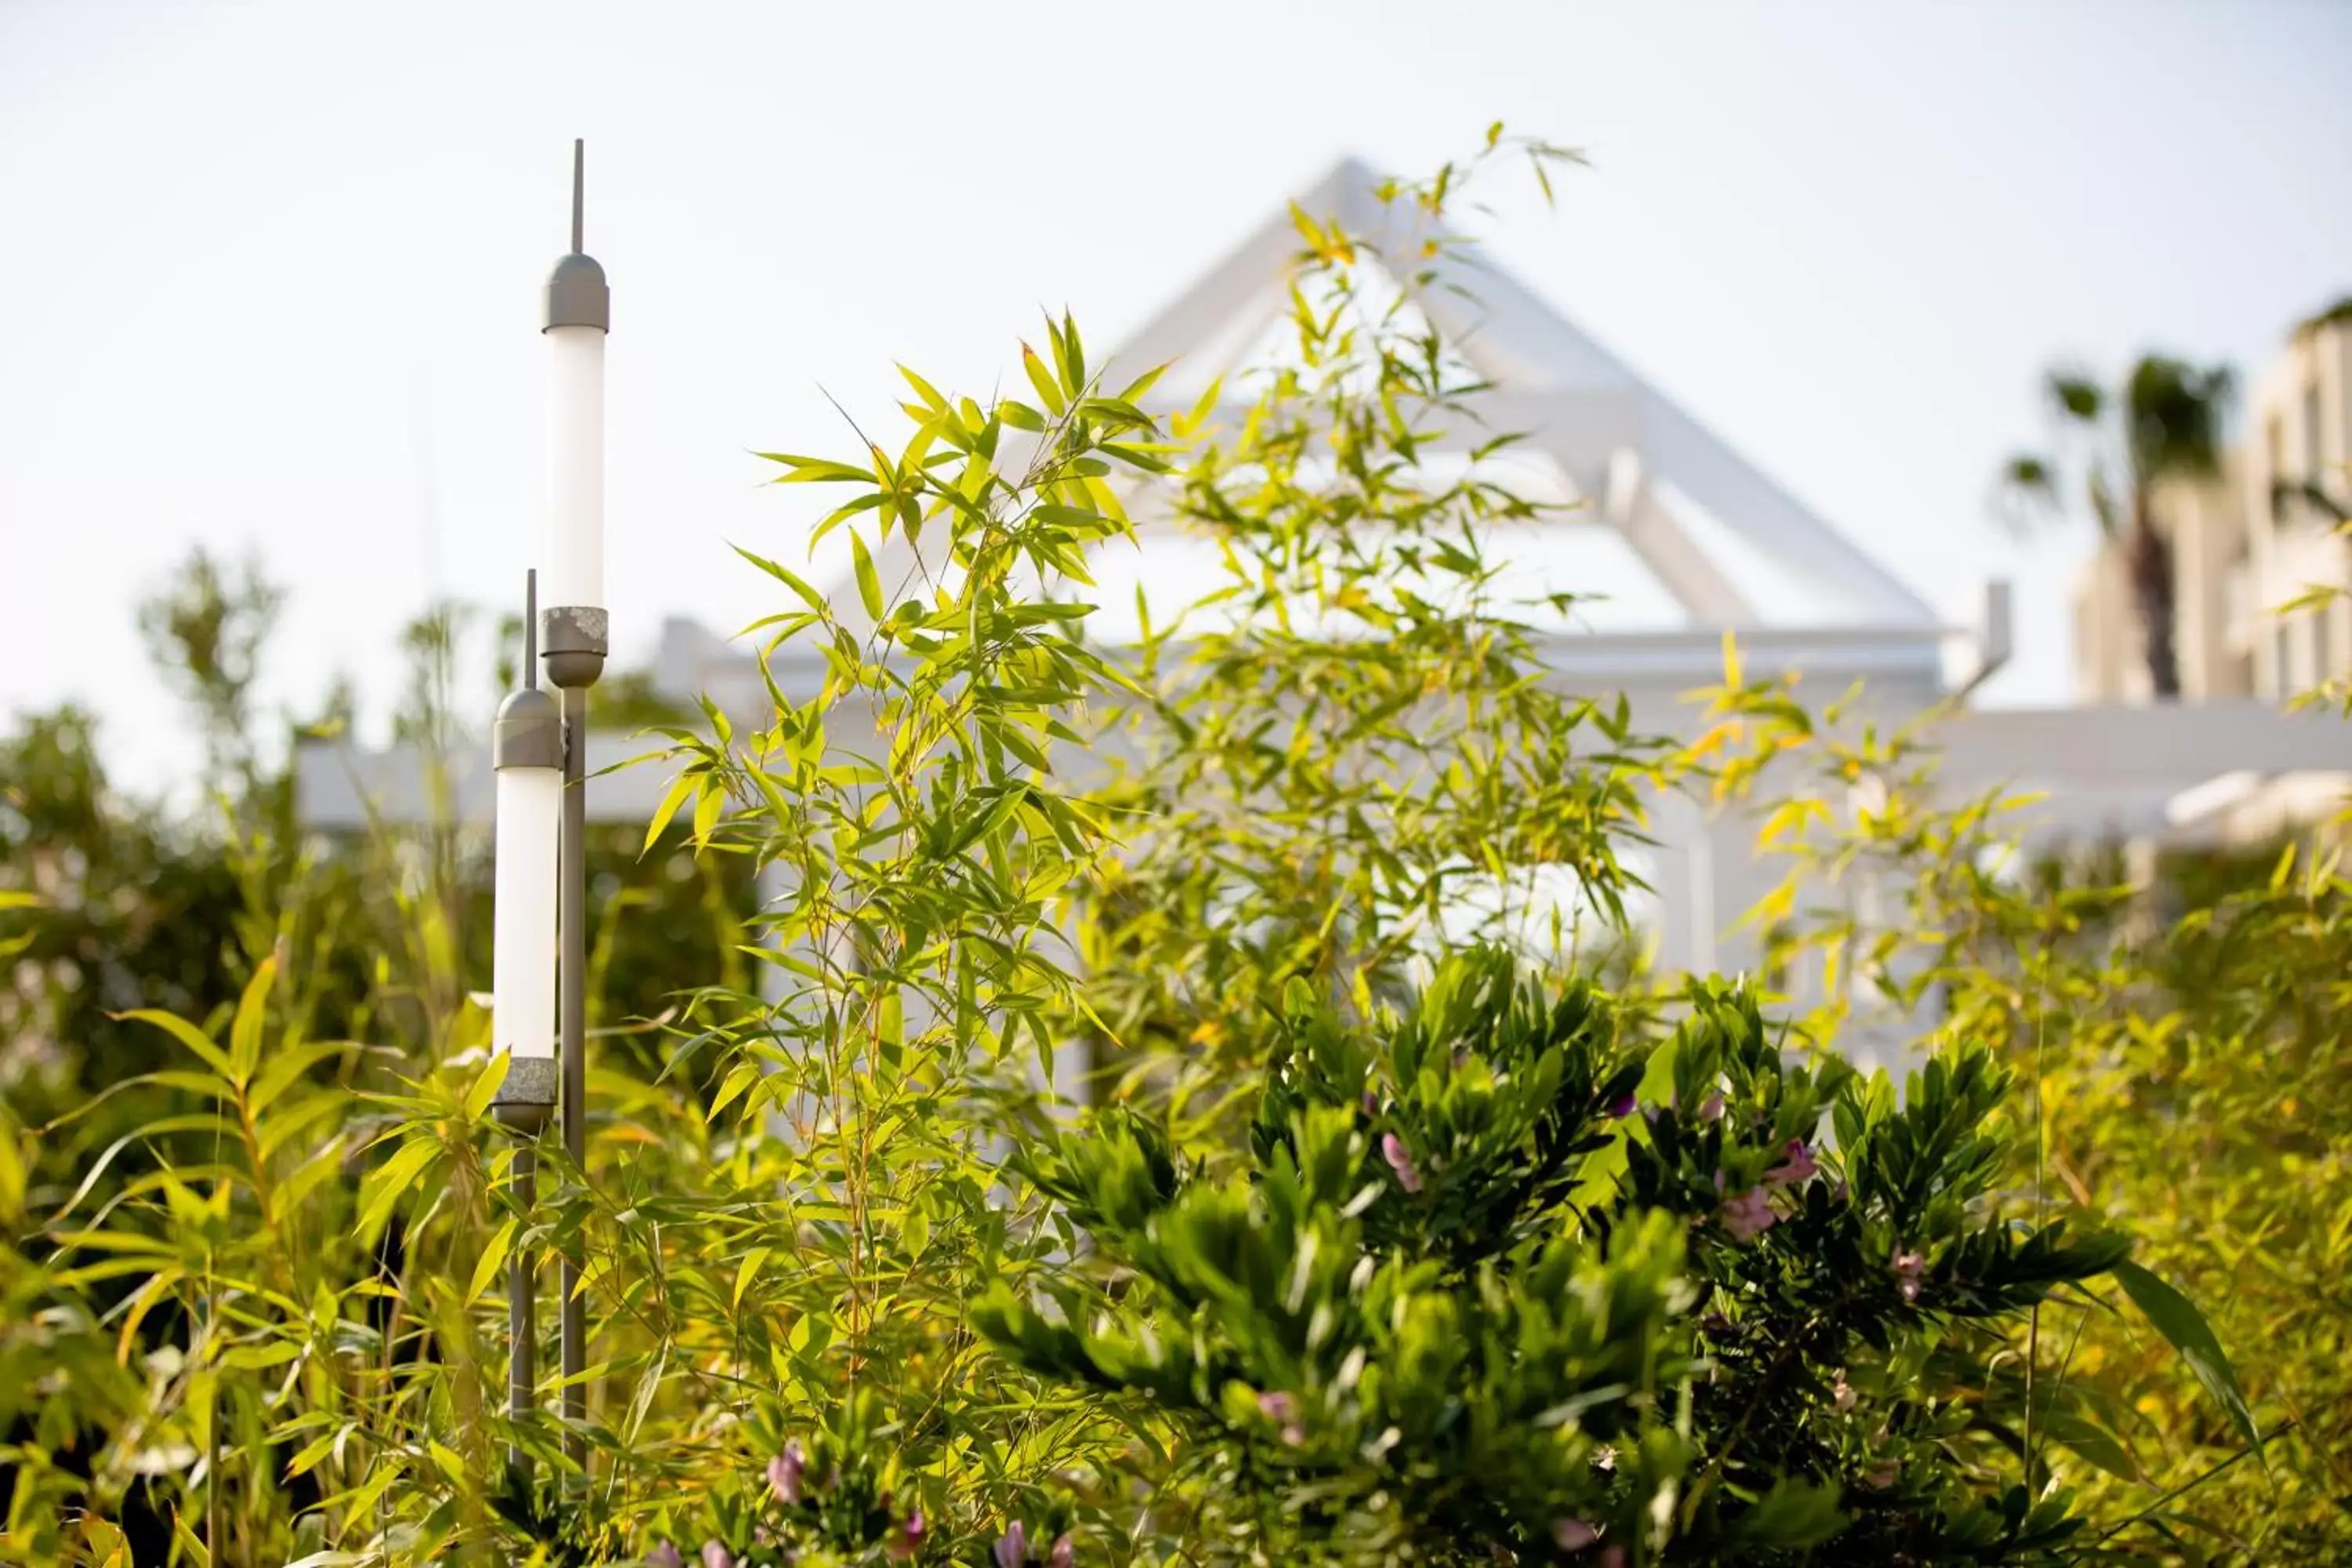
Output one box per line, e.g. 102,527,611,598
524,569,540,688
570,139,585,254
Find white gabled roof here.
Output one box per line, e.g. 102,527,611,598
1108,156,1933,632
852,155,1936,641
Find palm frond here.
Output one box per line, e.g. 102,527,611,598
2045,369,2104,425
2125,355,2232,481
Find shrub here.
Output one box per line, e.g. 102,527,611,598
984,949,2134,1564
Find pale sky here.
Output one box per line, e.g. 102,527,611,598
4,1,2348,786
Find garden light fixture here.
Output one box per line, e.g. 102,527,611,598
488,137,610,1483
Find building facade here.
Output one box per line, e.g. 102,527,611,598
2074,301,2352,707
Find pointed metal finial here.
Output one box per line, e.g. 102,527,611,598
543,139,609,332
524,569,540,689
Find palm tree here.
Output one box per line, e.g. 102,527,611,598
1997,355,2234,700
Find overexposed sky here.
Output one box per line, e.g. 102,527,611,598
3,1,2348,785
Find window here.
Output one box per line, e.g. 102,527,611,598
2224,541,2252,644
2307,382,2327,477
2267,415,2288,522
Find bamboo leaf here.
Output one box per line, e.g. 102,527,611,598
118,1008,238,1086
466,1217,517,1307
1022,344,1065,417
228,953,278,1080
733,1245,771,1308
851,531,885,622
463,1054,510,1122
642,771,699,858
357,1138,442,1240
2112,1260,2262,1463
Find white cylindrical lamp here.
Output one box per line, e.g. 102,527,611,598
490,681,563,1118
539,143,611,689
543,321,604,614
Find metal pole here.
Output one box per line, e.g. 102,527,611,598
506,1143,538,1467
558,681,589,1466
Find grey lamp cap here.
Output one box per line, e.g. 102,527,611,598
495,686,563,770
544,252,609,332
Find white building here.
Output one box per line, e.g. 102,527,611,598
2071,299,2351,839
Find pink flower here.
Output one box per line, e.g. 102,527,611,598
1554,1518,1599,1549
1257,1391,1298,1421
886,1511,925,1562
995,1520,1029,1568
700,1544,732,1568
1864,1457,1900,1490
1697,1093,1726,1123
1381,1133,1423,1193
1892,1249,1925,1303
1831,1372,1856,1413
644,1544,683,1568
1719,1186,1776,1242
1599,1549,1626,1568
766,1439,805,1504
1763,1138,1817,1186
1049,1536,1075,1568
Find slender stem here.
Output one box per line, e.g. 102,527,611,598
205,1270,222,1561
2024,966,2048,1484
2089,1425,2290,1548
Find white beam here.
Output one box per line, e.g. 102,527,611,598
1598,449,1755,626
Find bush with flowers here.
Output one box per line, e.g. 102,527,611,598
979,950,2136,1564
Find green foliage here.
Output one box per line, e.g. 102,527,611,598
0,133,2285,1568
1735,656,2349,1563
985,952,2131,1564
1076,136,1666,1114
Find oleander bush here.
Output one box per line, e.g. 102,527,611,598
0,133,2300,1568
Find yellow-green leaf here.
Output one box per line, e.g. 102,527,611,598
464,1054,510,1121
642,770,698,857
851,531,884,621
467,1216,517,1307
2112,1260,2263,1464
118,1009,236,1084
358,1138,441,1239
733,1246,771,1308
228,954,278,1080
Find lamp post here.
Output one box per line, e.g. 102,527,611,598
491,573,560,1473
493,137,608,1480
543,136,608,1473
